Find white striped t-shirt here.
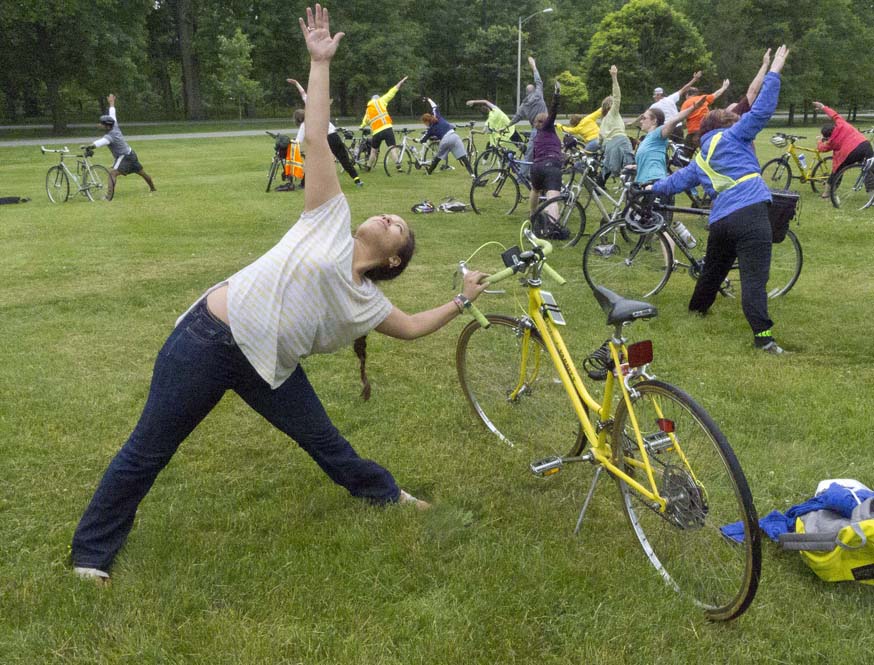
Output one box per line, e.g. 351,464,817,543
224,194,392,388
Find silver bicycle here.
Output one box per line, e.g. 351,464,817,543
41,146,111,203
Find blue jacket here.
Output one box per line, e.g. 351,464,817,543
653,72,782,223
422,101,454,141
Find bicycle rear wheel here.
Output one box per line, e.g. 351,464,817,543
46,166,70,203
456,315,584,460
470,169,522,216
830,162,868,209
266,157,281,192
760,158,792,189
383,145,415,176
809,156,832,194
531,195,586,248
474,147,503,176
722,229,803,300
85,165,111,201
611,380,760,621
582,221,673,299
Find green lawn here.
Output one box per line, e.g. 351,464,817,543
1,130,872,664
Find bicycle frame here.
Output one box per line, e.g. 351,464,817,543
783,140,828,182
466,229,685,512
41,146,108,201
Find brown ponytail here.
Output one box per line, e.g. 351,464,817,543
353,336,372,401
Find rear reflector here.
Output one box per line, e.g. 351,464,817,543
627,340,653,367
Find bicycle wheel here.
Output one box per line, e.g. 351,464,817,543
45,166,70,203
85,165,111,201
532,195,586,248
809,156,832,194
611,380,760,621
470,169,522,216
583,221,673,299
474,147,503,176
266,157,281,192
830,162,868,209
759,158,792,189
465,138,478,166
719,228,803,300
456,314,585,460
383,145,415,176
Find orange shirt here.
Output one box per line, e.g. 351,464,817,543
681,94,716,134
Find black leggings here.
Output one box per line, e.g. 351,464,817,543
328,131,359,181
689,202,773,335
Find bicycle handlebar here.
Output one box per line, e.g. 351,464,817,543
40,146,70,154
459,228,565,328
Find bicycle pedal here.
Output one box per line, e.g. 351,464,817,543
530,456,563,477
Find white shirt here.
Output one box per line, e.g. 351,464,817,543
179,195,392,389
650,91,682,123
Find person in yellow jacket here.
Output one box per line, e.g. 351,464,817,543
361,76,408,170
556,108,603,151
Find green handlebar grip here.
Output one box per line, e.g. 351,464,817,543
468,303,490,328
542,263,566,285
484,265,517,286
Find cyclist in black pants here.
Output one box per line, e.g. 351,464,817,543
288,78,363,187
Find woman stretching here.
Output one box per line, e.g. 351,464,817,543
814,100,874,197
650,46,790,355
530,81,563,221
599,65,634,179
420,98,474,175
71,4,487,583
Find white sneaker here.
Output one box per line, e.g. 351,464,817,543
74,566,110,583
398,489,431,510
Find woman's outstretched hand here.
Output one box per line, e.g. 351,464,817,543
298,4,344,62
769,45,789,74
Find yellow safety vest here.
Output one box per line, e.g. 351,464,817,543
694,132,761,193
365,98,392,134
284,141,304,180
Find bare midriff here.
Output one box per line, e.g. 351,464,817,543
206,284,230,325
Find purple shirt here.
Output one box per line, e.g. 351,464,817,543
533,93,562,164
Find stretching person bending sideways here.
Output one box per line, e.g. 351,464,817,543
599,65,634,179
70,5,488,584
508,56,548,178
556,107,602,152
530,81,563,219
82,94,156,200
288,78,363,187
680,78,730,150
465,99,522,148
650,46,790,355
360,75,408,171
814,100,874,196
420,97,474,176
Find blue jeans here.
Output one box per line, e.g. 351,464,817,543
72,299,399,571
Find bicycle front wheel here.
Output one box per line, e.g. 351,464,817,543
582,221,673,299
456,315,584,460
760,158,792,189
85,165,111,201
830,162,868,209
470,169,522,216
46,166,70,203
266,158,281,192
611,380,760,621
532,195,586,248
809,156,832,194
474,147,502,176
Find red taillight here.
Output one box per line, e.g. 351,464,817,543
657,418,675,433
627,340,653,368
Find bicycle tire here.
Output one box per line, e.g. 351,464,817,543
86,165,111,201
829,162,869,209
266,157,281,192
474,147,503,176
469,168,522,216
611,379,760,621
531,195,586,249
45,165,70,203
383,145,415,176
582,220,673,299
465,138,478,166
760,158,792,190
456,314,585,459
809,156,832,195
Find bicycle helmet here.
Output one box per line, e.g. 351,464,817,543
99,114,115,127
770,135,787,148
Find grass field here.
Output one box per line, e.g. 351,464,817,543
1,128,873,663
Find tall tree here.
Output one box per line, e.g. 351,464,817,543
585,0,713,109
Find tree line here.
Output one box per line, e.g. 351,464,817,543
2,0,873,131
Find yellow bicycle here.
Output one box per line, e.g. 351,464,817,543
760,133,832,193
455,223,761,621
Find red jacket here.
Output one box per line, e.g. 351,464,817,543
816,106,869,171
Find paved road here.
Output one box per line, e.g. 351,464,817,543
0,128,300,149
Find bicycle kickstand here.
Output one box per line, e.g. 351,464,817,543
574,466,604,536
